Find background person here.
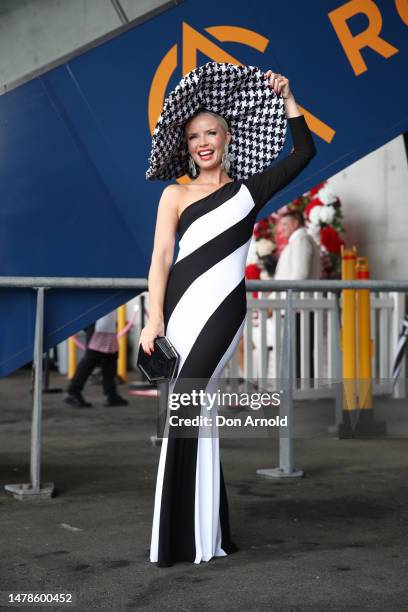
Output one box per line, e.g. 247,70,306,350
269,210,321,379
64,311,129,407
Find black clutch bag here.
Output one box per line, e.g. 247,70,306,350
137,335,180,383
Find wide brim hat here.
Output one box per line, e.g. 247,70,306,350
146,61,287,181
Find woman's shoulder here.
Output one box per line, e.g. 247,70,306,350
161,183,190,198
162,182,203,202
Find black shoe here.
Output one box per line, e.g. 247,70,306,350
104,394,129,407
63,392,93,407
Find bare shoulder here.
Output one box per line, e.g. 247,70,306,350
156,183,181,213
161,183,184,198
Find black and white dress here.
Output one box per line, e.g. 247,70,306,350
150,115,316,567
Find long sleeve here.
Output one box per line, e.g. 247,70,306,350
243,114,317,212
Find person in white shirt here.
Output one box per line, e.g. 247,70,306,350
274,211,321,281
269,210,321,379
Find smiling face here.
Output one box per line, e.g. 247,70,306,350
280,215,300,240
184,112,231,176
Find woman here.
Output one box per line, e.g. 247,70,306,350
140,64,317,567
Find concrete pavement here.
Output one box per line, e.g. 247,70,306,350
1,369,408,611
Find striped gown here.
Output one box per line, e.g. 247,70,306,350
149,115,316,567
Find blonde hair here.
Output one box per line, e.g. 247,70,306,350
184,109,230,134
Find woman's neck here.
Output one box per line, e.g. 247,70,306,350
194,167,231,186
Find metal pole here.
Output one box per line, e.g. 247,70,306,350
130,294,155,392
31,287,45,492
42,349,63,394
5,288,54,499
280,289,294,473
257,290,303,479
332,293,344,431
1,276,408,291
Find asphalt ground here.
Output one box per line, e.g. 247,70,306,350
1,368,408,611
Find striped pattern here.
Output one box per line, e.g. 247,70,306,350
149,115,317,567
150,182,256,567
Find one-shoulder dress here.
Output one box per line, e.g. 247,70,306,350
149,114,316,567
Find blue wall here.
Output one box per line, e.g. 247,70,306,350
1,0,407,377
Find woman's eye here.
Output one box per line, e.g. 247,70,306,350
188,131,216,139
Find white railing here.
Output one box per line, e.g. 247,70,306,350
223,290,406,400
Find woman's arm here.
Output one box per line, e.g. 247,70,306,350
139,184,179,355
283,92,305,119
263,69,304,119
244,71,317,212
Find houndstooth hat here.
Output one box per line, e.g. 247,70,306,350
146,61,287,181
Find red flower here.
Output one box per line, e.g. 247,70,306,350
320,226,343,255
254,218,272,240
309,181,326,195
304,198,323,219
245,263,261,298
245,263,261,279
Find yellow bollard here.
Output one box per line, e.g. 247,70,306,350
117,305,127,382
356,257,372,409
340,252,386,438
341,246,358,414
67,336,77,380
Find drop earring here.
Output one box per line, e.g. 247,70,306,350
222,143,233,174
188,154,197,178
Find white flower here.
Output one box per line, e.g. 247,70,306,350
317,184,337,205
256,238,275,257
319,205,335,224
309,205,322,225
307,224,321,245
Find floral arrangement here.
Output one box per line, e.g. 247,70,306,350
245,180,345,280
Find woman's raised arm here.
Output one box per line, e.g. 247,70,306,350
139,184,179,355
244,73,317,212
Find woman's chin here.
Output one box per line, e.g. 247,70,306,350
196,160,220,172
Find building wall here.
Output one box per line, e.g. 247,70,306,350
1,0,407,281
330,135,408,280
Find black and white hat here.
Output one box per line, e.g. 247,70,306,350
146,61,287,181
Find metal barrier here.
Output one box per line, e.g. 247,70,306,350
226,290,406,399
1,276,407,498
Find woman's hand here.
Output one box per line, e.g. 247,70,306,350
263,70,292,100
139,319,165,356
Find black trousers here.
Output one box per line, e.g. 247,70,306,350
295,312,314,381
67,348,118,397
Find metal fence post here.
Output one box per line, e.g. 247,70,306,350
5,288,54,500
257,289,304,479
328,292,344,433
